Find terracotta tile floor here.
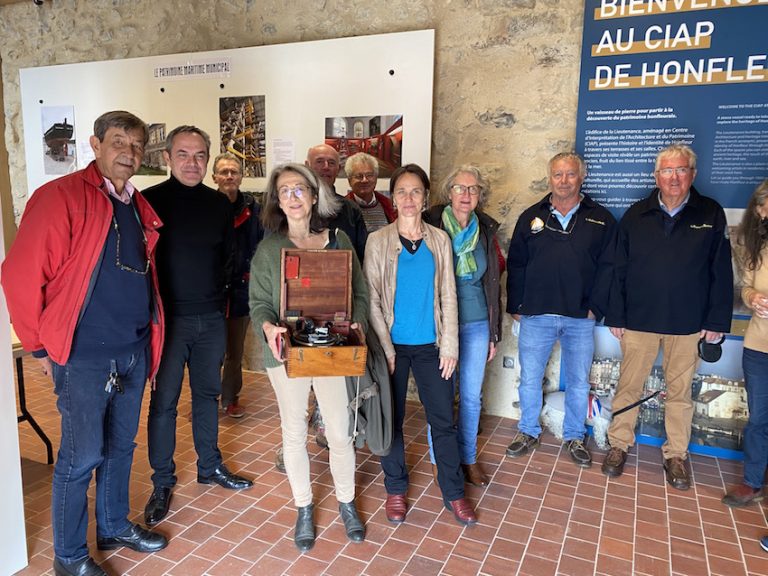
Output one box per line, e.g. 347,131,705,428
13,363,768,575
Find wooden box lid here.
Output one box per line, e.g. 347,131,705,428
279,248,353,322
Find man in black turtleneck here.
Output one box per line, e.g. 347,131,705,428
143,126,253,528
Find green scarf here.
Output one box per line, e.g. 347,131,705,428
442,206,479,279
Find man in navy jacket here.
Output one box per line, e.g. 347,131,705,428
601,144,733,490
212,152,263,417
506,152,615,469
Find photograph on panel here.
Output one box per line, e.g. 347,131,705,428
41,105,76,175
137,123,167,176
219,95,266,178
325,114,402,180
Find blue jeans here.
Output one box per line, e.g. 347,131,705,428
148,312,225,487
742,347,768,489
427,320,489,465
380,344,464,502
51,349,148,563
517,315,595,440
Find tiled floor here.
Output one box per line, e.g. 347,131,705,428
13,363,768,575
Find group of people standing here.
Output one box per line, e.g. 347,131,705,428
250,154,502,550
2,108,767,575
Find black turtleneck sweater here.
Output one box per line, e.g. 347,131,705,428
143,175,234,316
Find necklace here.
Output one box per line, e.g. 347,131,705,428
399,229,422,252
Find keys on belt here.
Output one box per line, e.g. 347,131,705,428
105,359,124,394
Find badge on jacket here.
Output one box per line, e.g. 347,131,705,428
531,217,544,234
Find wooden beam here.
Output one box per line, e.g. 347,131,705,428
0,57,18,251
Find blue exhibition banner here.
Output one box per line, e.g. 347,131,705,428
575,0,768,217
574,1,768,459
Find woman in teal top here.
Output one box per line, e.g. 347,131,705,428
424,165,503,488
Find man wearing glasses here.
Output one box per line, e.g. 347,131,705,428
2,111,168,576
345,151,397,232
601,143,732,490
506,152,615,468
211,152,263,418
143,126,253,529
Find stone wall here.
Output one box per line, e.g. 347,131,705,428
0,0,583,418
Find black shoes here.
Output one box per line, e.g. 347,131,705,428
294,504,316,552
144,486,172,526
197,464,253,490
506,432,539,457
601,447,628,478
339,501,365,542
663,457,690,491
97,522,168,553
565,439,592,468
53,557,106,576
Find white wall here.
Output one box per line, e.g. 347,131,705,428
19,30,434,196
0,230,28,574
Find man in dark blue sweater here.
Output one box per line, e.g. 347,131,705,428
3,111,168,576
601,144,733,490
506,152,616,469
143,126,253,528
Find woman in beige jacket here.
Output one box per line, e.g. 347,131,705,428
722,181,768,556
364,163,477,527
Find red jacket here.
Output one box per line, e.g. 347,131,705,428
1,161,165,378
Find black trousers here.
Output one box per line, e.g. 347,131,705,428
148,312,226,487
380,343,464,502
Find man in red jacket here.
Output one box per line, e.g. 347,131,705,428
2,111,167,576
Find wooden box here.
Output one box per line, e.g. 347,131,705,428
280,248,367,378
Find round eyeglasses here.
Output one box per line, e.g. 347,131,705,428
278,184,309,200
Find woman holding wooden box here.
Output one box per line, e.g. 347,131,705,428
249,163,369,552
364,163,477,526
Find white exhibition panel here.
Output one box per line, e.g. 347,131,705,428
0,252,27,574
19,30,434,195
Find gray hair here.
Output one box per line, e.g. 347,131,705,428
261,163,332,234
655,143,697,171
212,152,242,174
437,165,490,210
345,152,379,179
547,152,587,179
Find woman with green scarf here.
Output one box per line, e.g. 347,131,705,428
424,165,504,488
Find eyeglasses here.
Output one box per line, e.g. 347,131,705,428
278,184,309,200
216,169,241,177
351,172,376,182
544,212,578,236
450,184,482,196
113,215,149,275
657,167,691,177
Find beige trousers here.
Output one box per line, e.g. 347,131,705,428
607,330,700,460
266,365,355,507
